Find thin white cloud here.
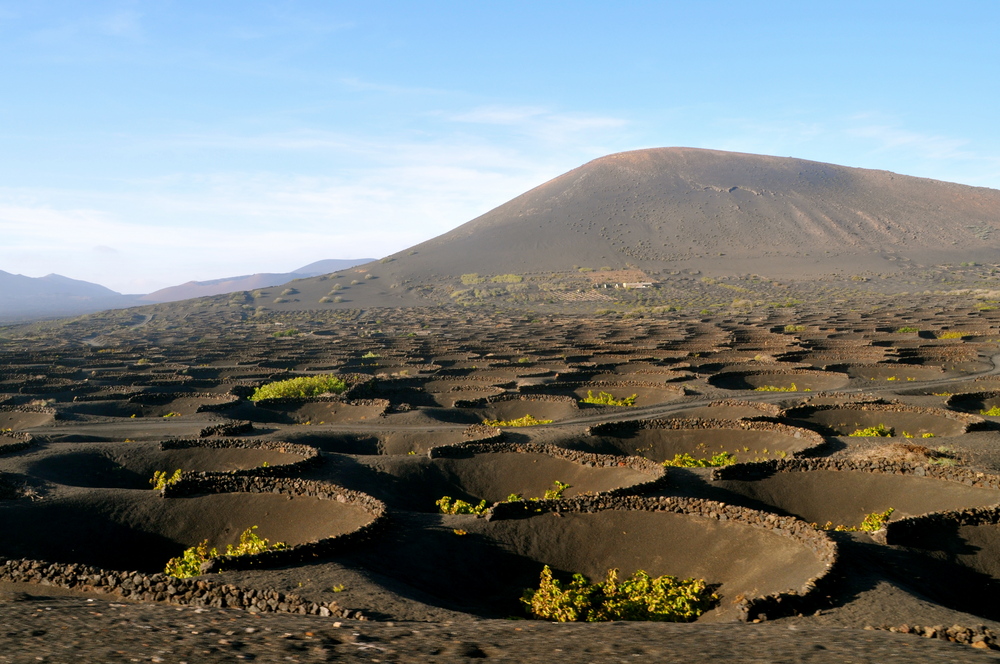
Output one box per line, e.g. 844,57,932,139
844,121,974,161
0,137,588,291
0,101,632,292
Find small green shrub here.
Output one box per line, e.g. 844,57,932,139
150,469,182,490
522,566,717,622
848,424,894,437
663,452,737,468
490,274,523,284
272,328,299,338
461,273,485,285
783,324,806,333
580,390,637,407
162,411,181,418
164,526,287,578
482,414,553,427
859,508,895,532
754,383,801,392
817,508,895,532
436,496,488,515
981,406,1000,416
896,326,919,333
507,480,571,502
544,480,571,500
361,351,380,359
250,375,347,401
936,331,964,339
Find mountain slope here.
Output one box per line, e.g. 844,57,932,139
393,147,1000,277
250,147,1000,311
0,271,140,322
140,258,375,303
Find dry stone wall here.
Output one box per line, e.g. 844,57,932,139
779,402,986,432
487,495,837,622
161,475,387,573
428,440,667,495
159,437,320,475
0,558,367,619
588,417,824,447
882,504,1000,547
711,457,1000,490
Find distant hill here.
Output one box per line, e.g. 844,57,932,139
0,271,141,322
245,147,1000,310
0,258,375,322
139,259,375,303
387,147,1000,277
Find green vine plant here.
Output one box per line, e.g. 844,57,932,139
164,526,288,578
663,452,737,468
815,507,895,533
507,480,572,502
249,374,347,402
150,469,183,490
848,424,894,437
579,390,637,407
754,383,809,392
482,414,553,427
522,566,717,622
436,496,489,515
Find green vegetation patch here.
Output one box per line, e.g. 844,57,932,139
507,480,571,502
754,383,804,392
436,496,488,515
460,273,486,285
817,508,895,533
482,414,553,427
249,374,348,401
982,406,1000,417
164,526,287,578
662,452,737,468
150,469,182,490
522,566,717,622
896,326,919,333
848,424,894,437
579,390,637,407
490,274,523,284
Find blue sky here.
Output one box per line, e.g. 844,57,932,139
1,1,999,293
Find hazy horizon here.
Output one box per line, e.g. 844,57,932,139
2,2,998,292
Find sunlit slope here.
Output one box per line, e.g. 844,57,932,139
223,147,1000,310
395,147,1000,276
